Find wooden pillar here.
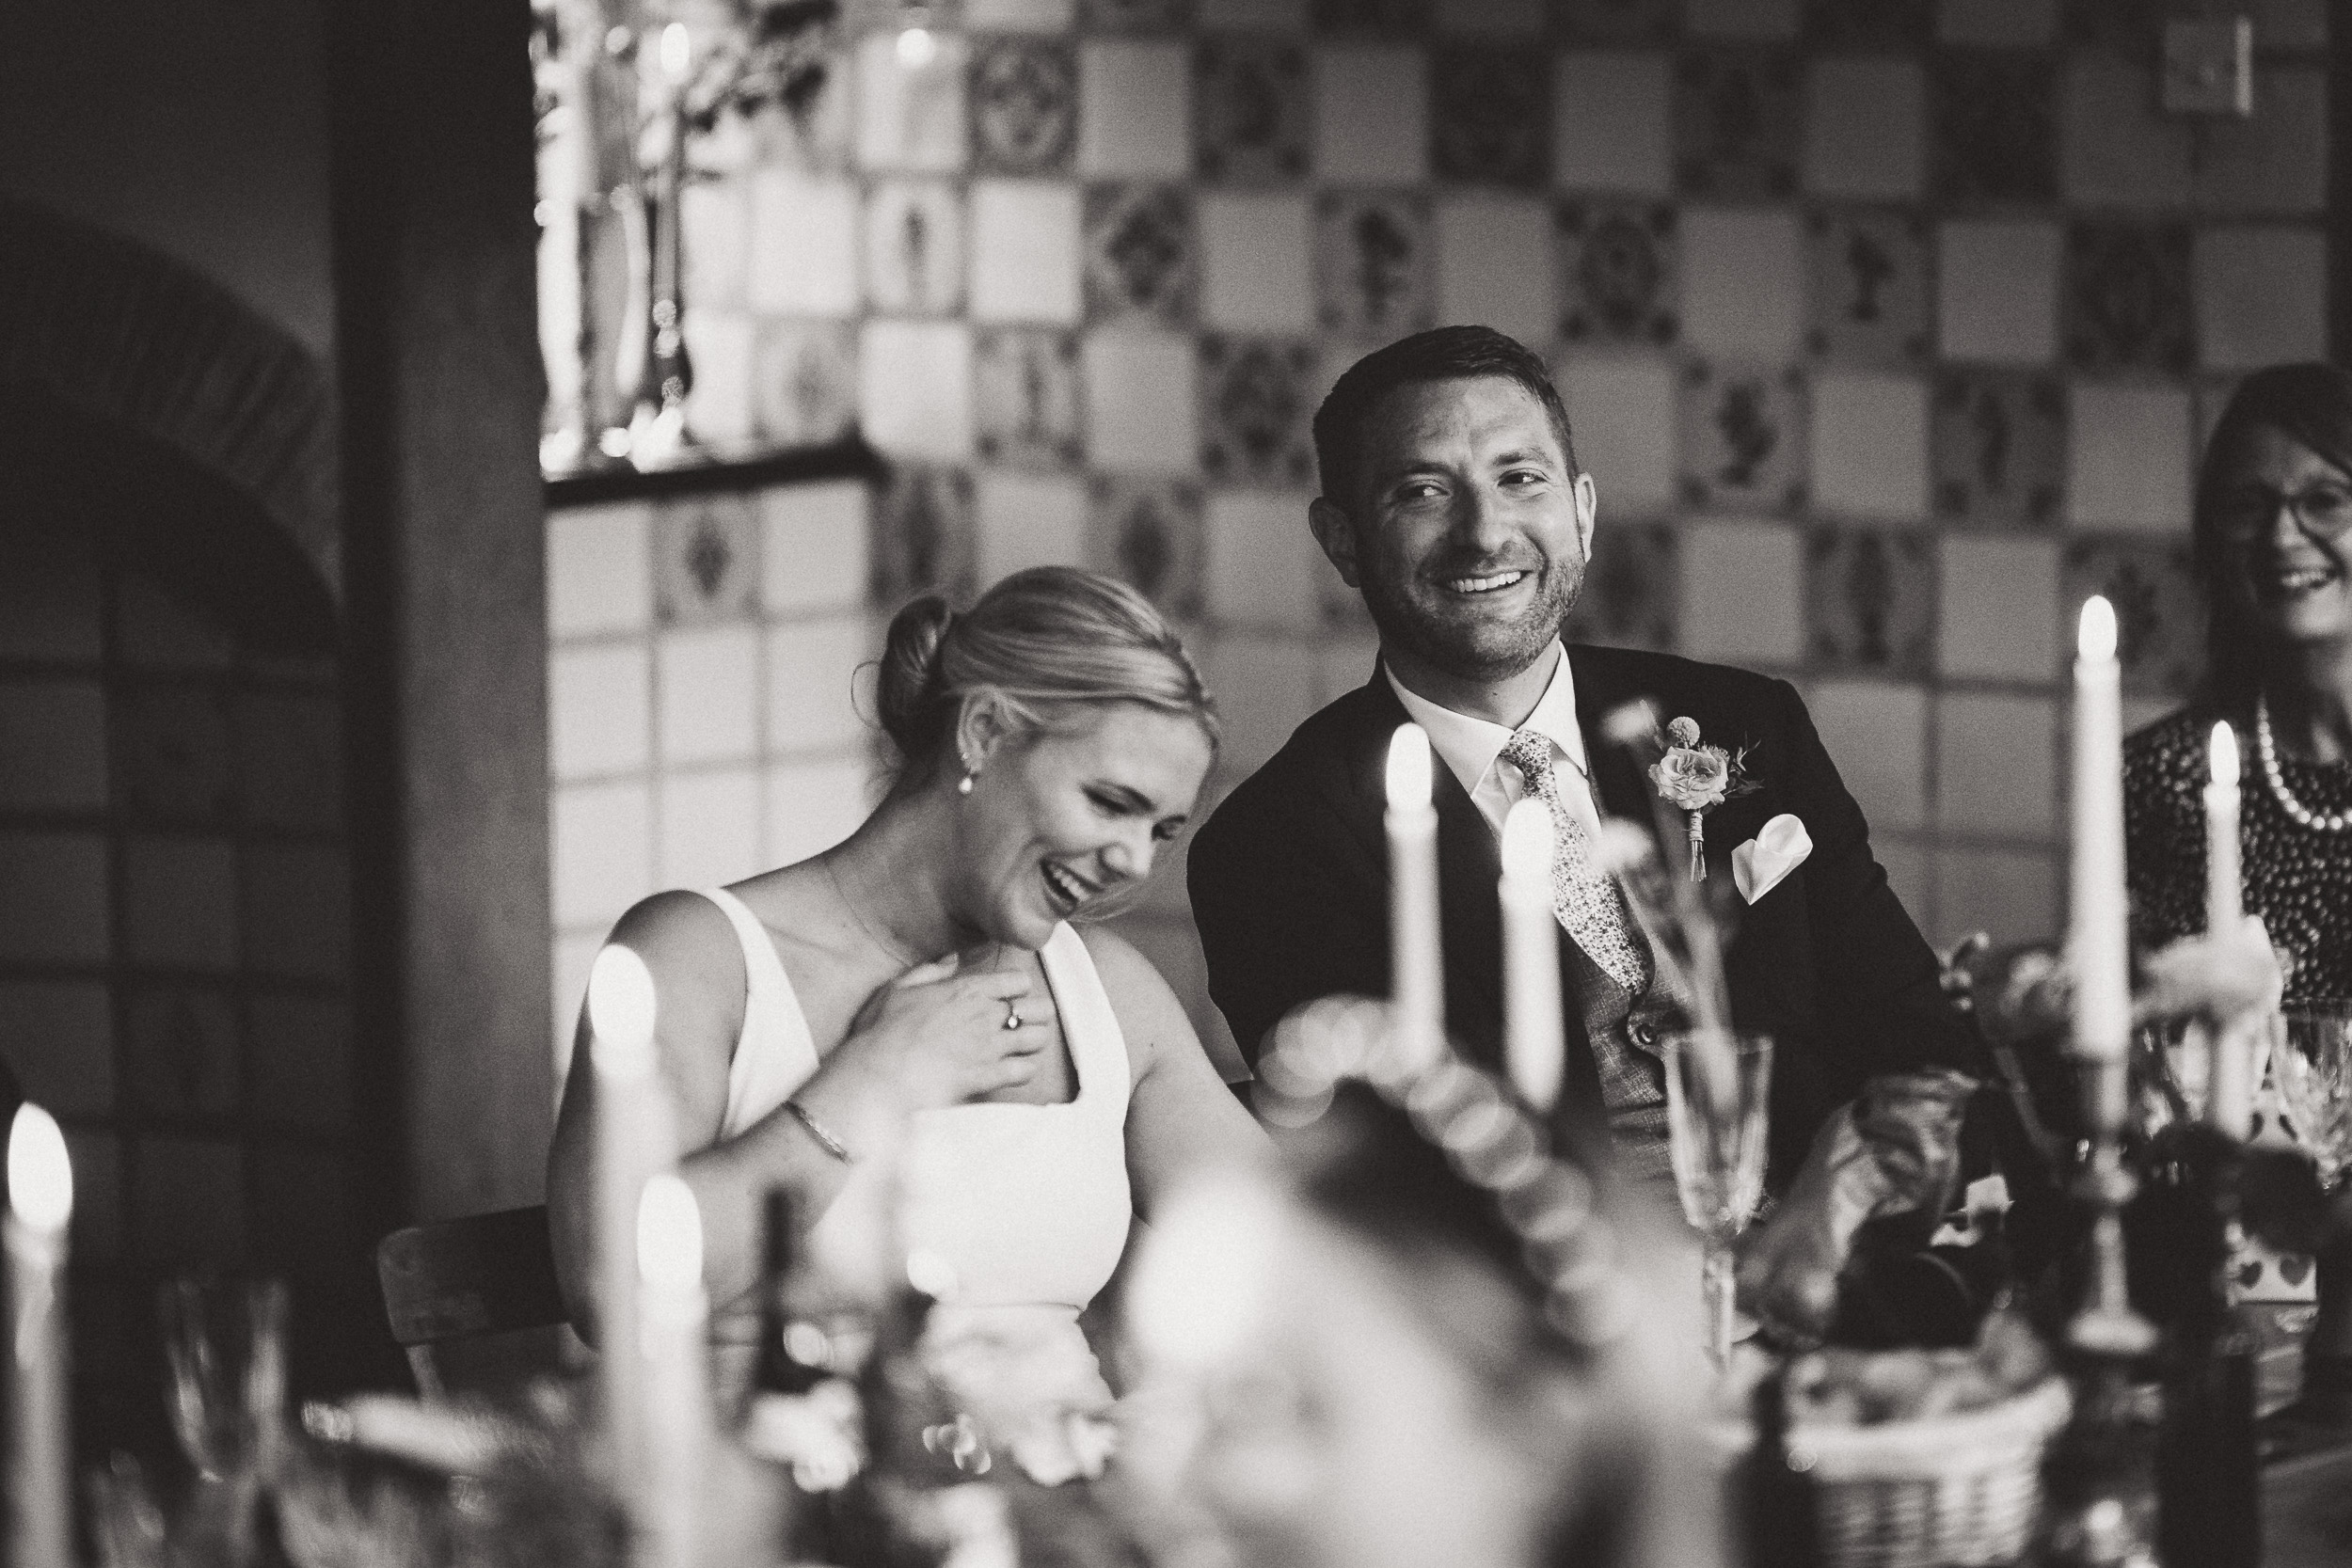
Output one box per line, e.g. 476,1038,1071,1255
329,0,553,1223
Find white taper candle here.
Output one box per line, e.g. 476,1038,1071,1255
2070,597,2131,1064
1501,799,1565,1113
1386,723,1443,1069
5,1104,72,1568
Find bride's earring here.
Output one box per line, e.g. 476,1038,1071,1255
958,771,976,796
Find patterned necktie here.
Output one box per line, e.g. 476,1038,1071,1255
1499,729,1651,996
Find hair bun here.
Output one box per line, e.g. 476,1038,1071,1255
877,595,955,753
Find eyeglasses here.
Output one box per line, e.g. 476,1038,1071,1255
2214,483,2352,542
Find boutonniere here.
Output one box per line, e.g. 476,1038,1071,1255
1647,716,1757,881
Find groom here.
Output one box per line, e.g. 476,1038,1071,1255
1187,327,1983,1211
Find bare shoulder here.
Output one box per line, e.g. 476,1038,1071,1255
1073,925,1192,1073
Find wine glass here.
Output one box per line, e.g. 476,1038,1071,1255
159,1275,290,1485
2275,1004,2352,1187
1663,1030,1773,1367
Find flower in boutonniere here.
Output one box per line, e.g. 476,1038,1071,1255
1646,716,1754,880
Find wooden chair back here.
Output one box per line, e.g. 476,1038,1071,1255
375,1205,574,1397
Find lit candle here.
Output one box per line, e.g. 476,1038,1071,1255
2070,597,2131,1064
636,1175,709,1568
587,944,670,1485
2203,721,2258,1135
5,1105,72,1568
1386,723,1442,1068
1501,799,1565,1113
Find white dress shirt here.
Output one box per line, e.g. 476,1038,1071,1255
1384,641,1603,846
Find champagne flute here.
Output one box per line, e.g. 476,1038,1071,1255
2275,1004,2352,1187
1663,1030,1773,1367
159,1275,290,1485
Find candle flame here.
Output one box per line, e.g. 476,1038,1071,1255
906,1248,960,1301
8,1104,71,1231
588,944,659,1079
2077,595,2117,663
1501,798,1553,887
2209,721,2239,787
895,26,937,70
1385,723,1433,812
636,1174,702,1291
659,22,691,82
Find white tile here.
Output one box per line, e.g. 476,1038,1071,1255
1936,0,2056,44
1936,846,2058,949
760,481,871,617
1679,209,1805,361
767,613,876,754
552,930,601,1080
548,503,652,640
1560,353,1678,512
1314,46,1427,184
863,181,965,316
681,309,756,445
744,170,860,316
2195,228,2327,372
1686,0,1798,35
1808,680,1929,832
1802,57,1924,200
1679,519,1804,667
1939,535,2060,683
549,642,650,781
1937,691,2058,838
1199,194,1314,334
860,319,973,461
976,469,1089,585
856,29,968,174
658,767,765,890
1204,633,1321,772
967,0,1076,30
1206,489,1320,627
1810,372,1929,520
1435,196,1555,349
968,181,1083,325
1435,0,1542,33
1078,40,1190,180
551,779,653,927
1938,220,2062,366
658,623,761,767
2060,56,2192,209
1553,53,1673,195
680,181,748,312
1084,330,1199,473
765,755,874,865
2067,384,2192,533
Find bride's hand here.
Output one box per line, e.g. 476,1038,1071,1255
823,958,1047,1114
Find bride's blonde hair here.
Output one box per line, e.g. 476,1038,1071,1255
875,566,1217,780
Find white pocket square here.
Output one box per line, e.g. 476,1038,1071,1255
1732,814,1811,905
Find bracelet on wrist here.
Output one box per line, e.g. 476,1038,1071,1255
785,1099,853,1164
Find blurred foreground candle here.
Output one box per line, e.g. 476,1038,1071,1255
588,944,671,1483
5,1104,72,1568
2203,722,2257,1136
1386,724,1442,1068
1501,799,1565,1112
638,1174,710,1568
2070,597,2130,1066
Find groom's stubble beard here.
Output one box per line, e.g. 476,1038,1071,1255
1356,537,1587,687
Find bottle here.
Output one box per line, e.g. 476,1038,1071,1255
2040,1358,2162,1568
741,1189,867,1563
1735,1364,1819,1568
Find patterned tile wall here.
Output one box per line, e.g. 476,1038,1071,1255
548,0,2332,1076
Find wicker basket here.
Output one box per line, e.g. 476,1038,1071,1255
1724,1377,2073,1568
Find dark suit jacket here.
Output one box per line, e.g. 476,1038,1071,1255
1188,642,1984,1185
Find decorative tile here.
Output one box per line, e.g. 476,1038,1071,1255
1078,40,1192,180
863,181,964,316
0,681,103,813
124,986,239,1117
859,318,975,459
1680,519,1805,666
658,624,761,767
856,30,970,174
679,182,748,315
1088,477,1206,618
1551,0,1678,43
2059,56,2191,209
1557,198,1677,346
763,481,871,617
1935,0,2055,44
1200,194,1313,332
659,768,763,891
1811,679,1929,831
1674,48,1801,200
1086,329,1200,471
2195,227,2327,372
1082,0,1190,28
681,310,756,444
551,779,652,928
1804,0,1931,45
2067,383,2192,534
1193,36,1311,183
871,467,978,605
1931,52,2055,203
2060,538,2202,698
234,692,342,833
975,328,1086,467
1310,0,1431,30
1805,208,1930,365
1431,45,1549,187
745,171,861,317
1434,196,1555,348
1560,352,1679,509
1552,52,1675,195
1680,362,1805,514
1566,518,1677,651
969,37,1077,177
1085,184,1197,325
1806,527,1934,676
764,755,872,866
1930,370,2067,529
1200,337,1319,488
1801,57,1924,200
1939,534,2060,682
1205,488,1321,626
969,179,1083,324
976,470,1090,584
123,836,237,970
2063,222,2193,375
548,503,653,641
1679,207,1804,360
549,643,650,781
1314,189,1435,337
1937,219,2061,367
2195,69,2328,215
1313,45,1428,183
767,614,874,753
1688,0,1799,36
1810,371,1928,519
654,495,761,626
753,319,859,447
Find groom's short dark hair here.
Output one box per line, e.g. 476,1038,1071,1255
1311,326,1581,509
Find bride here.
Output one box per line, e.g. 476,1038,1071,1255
547,565,1265,1467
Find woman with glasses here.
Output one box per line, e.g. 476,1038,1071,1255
2125,363,2352,1003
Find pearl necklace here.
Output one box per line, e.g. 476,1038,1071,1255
2255,692,2352,833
